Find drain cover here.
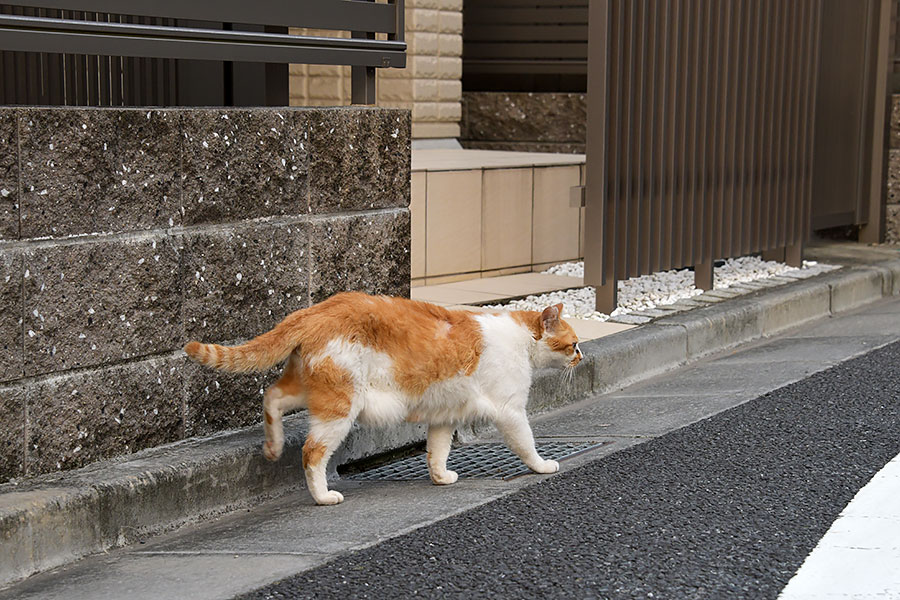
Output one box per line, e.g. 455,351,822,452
347,441,609,481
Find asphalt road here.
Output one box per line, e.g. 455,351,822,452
238,340,900,600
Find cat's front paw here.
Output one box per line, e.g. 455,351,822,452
430,470,459,485
314,490,344,506
532,459,560,474
262,440,282,461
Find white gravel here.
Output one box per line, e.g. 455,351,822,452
489,256,838,322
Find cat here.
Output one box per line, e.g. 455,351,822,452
184,291,583,505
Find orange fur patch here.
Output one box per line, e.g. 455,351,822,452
303,356,353,421
295,293,484,397
302,438,327,470
511,310,543,340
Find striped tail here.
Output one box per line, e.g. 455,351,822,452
184,320,301,373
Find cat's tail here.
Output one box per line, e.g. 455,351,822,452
184,319,301,373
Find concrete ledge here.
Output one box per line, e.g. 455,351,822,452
829,268,886,313
1,258,898,588
587,324,687,394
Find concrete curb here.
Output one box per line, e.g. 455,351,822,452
1,257,899,588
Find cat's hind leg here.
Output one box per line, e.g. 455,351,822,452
494,407,559,474
262,354,307,461
303,416,353,505
302,358,355,505
426,424,458,485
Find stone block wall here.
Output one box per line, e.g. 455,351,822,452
888,95,900,244
288,0,463,139
0,106,411,483
460,92,587,154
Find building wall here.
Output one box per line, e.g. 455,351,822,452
288,0,463,139
0,106,410,483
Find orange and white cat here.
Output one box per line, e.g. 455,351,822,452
184,292,583,505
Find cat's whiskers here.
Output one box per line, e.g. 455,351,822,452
560,364,576,389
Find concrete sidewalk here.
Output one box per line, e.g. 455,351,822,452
4,289,900,600
0,242,898,590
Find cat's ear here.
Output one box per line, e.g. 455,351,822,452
540,304,563,332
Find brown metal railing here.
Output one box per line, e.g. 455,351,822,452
0,1,405,106
583,0,823,312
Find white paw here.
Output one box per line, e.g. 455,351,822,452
532,459,560,474
262,440,283,461
431,470,459,485
314,490,344,506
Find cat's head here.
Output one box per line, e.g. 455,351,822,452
532,304,583,369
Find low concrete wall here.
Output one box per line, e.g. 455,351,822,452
0,106,411,483
460,92,586,154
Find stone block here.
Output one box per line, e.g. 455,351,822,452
181,109,307,226
0,385,24,482
588,324,688,394
25,356,183,475
829,268,886,314
888,150,900,204
19,109,180,238
461,92,587,145
892,94,900,149
527,360,593,414
887,204,900,245
181,221,309,344
183,359,279,438
0,250,22,382
656,300,763,360
439,10,463,34
755,280,832,337
438,33,462,55
307,108,410,214
23,235,181,376
0,109,17,240
309,209,411,304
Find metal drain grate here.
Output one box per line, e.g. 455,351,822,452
347,441,609,481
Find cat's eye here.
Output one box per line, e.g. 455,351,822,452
572,342,577,349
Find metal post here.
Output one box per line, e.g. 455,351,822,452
351,64,376,104
761,247,786,263
352,0,377,105
694,259,714,291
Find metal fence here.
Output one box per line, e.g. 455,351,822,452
583,0,823,312
462,0,588,93
0,0,405,106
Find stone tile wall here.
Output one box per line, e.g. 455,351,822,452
888,95,900,244
288,0,463,139
460,92,587,154
0,106,411,482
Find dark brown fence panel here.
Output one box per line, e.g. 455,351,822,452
584,0,823,313
463,0,589,92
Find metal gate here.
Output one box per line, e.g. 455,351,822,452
583,0,892,313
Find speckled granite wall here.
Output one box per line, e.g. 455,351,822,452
0,106,411,482
887,95,900,244
460,92,586,154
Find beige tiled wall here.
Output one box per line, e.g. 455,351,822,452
482,169,533,271
288,0,463,139
411,171,427,279
414,164,583,283
425,170,482,276
532,166,582,264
